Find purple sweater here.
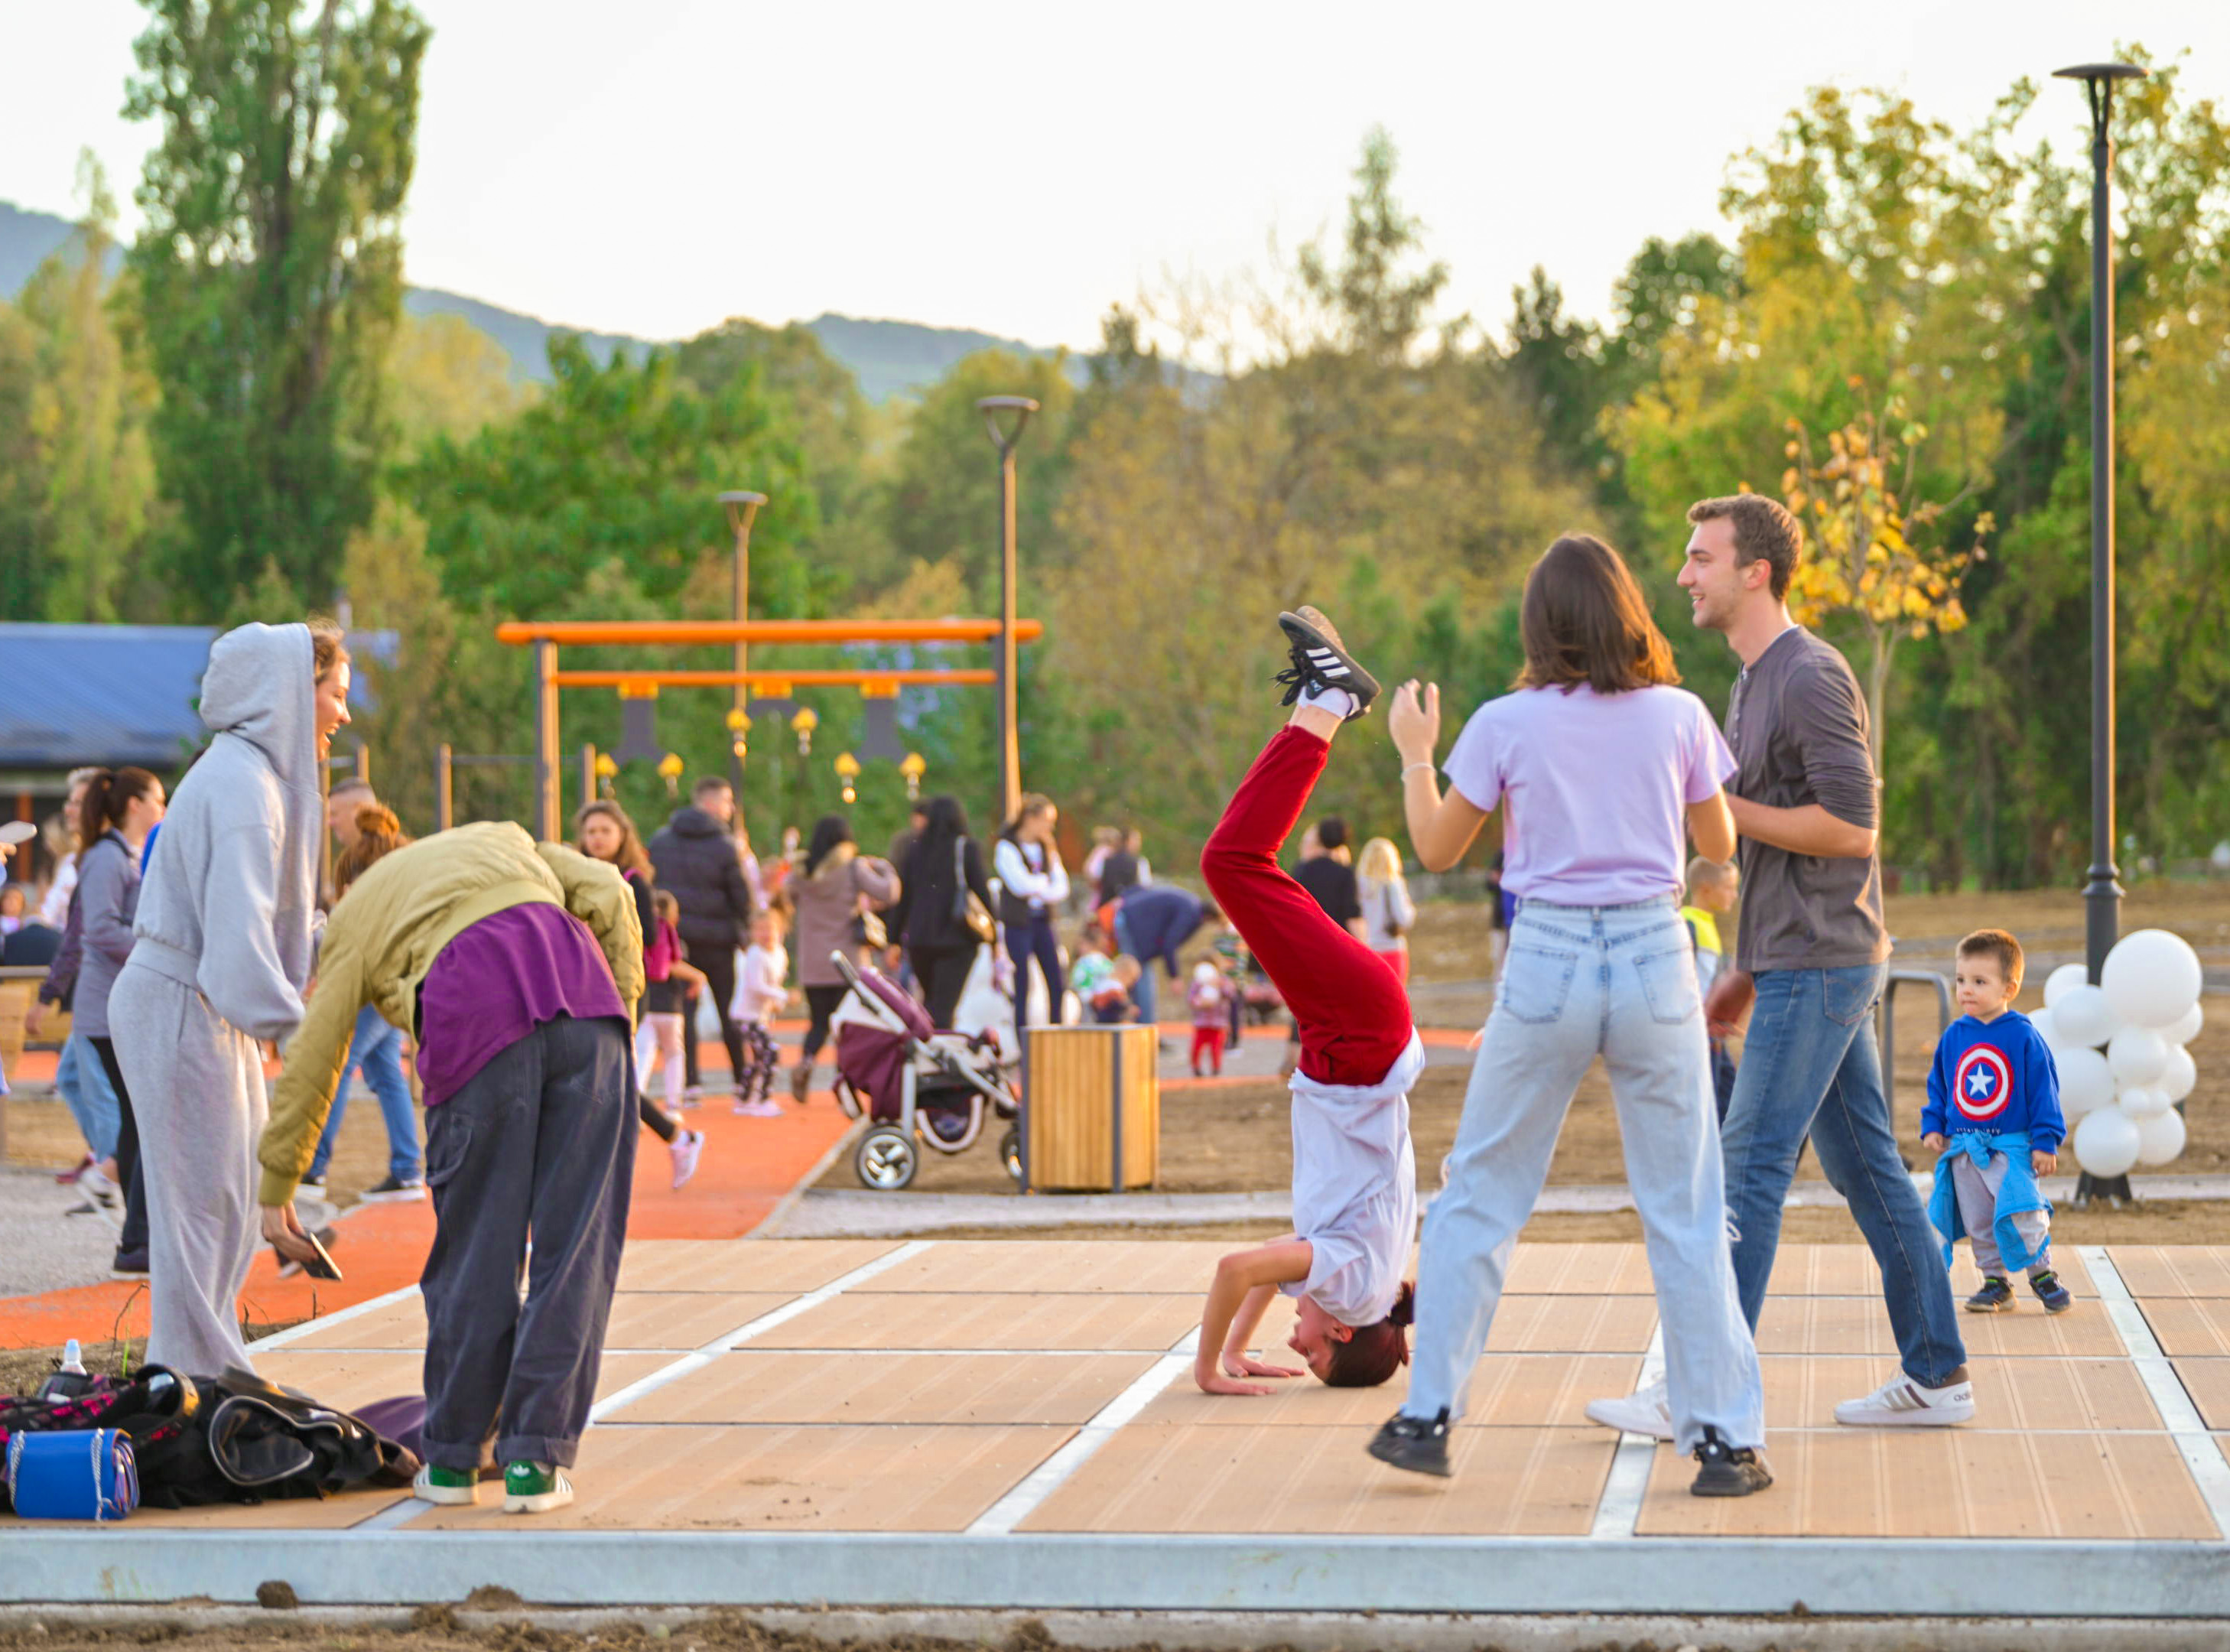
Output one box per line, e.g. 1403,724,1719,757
415,903,628,1107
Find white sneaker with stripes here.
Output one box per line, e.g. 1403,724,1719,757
1833,1371,1975,1426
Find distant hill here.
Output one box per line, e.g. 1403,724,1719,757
2,197,1072,402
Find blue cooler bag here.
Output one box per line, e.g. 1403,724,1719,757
6,1428,139,1520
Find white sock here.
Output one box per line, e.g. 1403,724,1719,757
1302,684,1357,719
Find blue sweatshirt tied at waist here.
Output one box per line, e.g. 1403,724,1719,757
1928,1130,2050,1274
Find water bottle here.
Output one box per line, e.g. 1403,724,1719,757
60,1339,86,1375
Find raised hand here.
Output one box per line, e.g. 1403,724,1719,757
1389,680,1442,766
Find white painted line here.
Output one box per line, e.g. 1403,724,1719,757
586,1240,935,1423
249,1283,421,1351
355,1495,437,1532
2081,1244,2230,1537
1589,1319,1663,1540
967,1329,1198,1536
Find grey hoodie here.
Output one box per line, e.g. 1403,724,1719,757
130,623,323,1042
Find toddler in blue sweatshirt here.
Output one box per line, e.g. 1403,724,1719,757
1923,928,2073,1315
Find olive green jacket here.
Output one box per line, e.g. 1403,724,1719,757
259,821,643,1206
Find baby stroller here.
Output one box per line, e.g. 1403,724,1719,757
828,951,1024,1191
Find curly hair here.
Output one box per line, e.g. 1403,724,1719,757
333,805,411,896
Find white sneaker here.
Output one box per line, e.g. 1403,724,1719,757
668,1127,705,1189
70,1166,124,1232
1834,1371,1975,1427
1585,1377,1674,1441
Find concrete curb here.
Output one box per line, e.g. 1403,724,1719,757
1,1604,2226,1650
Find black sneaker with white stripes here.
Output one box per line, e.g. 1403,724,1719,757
1276,606,1380,720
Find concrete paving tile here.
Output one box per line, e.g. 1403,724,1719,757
407,1423,1072,1532
851,1241,1233,1294
1637,1429,2215,1540
615,1238,897,1294
603,1351,1156,1426
1758,1355,2160,1432
1020,1423,1614,1535
749,1291,1201,1351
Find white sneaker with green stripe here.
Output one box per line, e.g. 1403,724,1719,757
504,1460,575,1514
413,1463,480,1506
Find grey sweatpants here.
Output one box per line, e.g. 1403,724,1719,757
109,962,268,1377
1951,1151,2051,1277
420,1014,636,1472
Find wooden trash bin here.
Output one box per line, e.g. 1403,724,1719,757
1026,1024,1159,1192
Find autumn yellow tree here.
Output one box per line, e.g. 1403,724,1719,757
1781,392,1988,775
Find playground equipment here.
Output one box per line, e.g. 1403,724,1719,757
493,616,1045,841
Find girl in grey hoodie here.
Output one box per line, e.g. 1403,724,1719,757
110,621,349,1376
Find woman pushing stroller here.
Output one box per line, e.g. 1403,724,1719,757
1192,606,1423,1396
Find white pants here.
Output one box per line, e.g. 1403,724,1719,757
634,1012,686,1112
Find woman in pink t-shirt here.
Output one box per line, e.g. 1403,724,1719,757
1363,535,1770,1501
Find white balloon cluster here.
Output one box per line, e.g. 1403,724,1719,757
2034,929,2207,1180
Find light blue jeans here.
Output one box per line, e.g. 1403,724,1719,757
1723,963,1967,1387
1405,896,1764,1452
308,1003,422,1184
58,1031,122,1163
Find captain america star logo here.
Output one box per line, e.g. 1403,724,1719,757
1952,1043,2015,1121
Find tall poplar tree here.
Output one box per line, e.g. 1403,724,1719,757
125,0,429,616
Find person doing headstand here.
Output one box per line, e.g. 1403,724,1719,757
1191,606,1424,1397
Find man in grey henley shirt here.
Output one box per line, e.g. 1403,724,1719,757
1587,493,1973,1442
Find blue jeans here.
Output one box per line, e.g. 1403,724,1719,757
1113,910,1157,1026
57,1032,122,1163
1406,898,1764,1452
1009,913,1065,1028
309,1003,423,1184
1722,963,1967,1387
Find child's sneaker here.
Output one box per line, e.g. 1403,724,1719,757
1690,1426,1773,1498
2031,1270,2074,1314
1276,606,1380,719
733,1097,783,1118
414,1463,481,1506
1964,1275,2015,1313
502,1461,574,1514
668,1127,705,1189
681,1086,704,1110
1366,1408,1451,1478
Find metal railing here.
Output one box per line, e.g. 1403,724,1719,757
1878,969,1954,1102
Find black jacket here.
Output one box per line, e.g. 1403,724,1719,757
889,833,993,954
647,807,755,952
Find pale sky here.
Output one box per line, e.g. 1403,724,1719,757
5,1,2228,352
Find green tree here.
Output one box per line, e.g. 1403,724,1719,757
385,311,530,457
125,0,431,616
408,335,821,620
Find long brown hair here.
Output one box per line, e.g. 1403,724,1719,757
1514,534,1680,696
79,767,160,846
333,805,411,896
574,799,652,878
1322,1282,1416,1387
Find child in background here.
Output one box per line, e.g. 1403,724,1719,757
1188,961,1230,1076
731,908,792,1117
1679,857,1740,1120
1091,955,1142,1024
1070,923,1115,1005
1923,928,2072,1314
638,890,709,1124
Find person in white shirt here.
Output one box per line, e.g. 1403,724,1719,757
994,795,1072,1030
729,909,792,1117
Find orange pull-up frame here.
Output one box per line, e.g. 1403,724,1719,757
500,616,1042,837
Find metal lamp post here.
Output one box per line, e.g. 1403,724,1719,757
2054,63,2144,982
719,490,768,793
2056,60,2146,1208
976,397,1039,829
